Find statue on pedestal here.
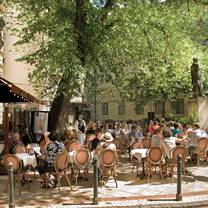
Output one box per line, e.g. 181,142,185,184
190,58,203,98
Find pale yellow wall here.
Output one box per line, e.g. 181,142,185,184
187,99,197,114
92,82,193,121
3,27,36,96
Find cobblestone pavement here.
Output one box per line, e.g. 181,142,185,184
0,156,208,208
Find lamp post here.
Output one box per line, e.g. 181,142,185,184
94,89,97,122
93,69,97,122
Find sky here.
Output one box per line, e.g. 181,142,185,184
90,0,107,8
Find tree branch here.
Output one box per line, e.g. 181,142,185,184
74,0,85,65
193,0,208,5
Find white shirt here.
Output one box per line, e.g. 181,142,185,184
97,142,116,152
189,129,207,146
162,136,177,158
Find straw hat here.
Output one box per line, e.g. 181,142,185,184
44,132,50,138
102,132,113,142
66,126,75,131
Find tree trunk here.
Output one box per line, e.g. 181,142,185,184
48,76,72,133
48,0,86,133
48,93,70,133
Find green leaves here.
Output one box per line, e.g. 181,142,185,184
3,0,208,109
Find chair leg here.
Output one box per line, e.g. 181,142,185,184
74,170,78,188
147,163,151,184
57,173,61,193
65,173,73,191
131,164,134,173
136,165,138,176
4,180,8,193
114,174,118,188
182,164,188,184
197,155,199,166
159,164,164,183
45,173,48,188
71,167,74,180
33,168,36,179
18,174,21,195
171,165,174,184
100,174,103,187
84,169,88,180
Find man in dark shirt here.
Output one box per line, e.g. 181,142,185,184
90,128,104,151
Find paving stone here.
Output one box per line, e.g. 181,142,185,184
1,157,208,208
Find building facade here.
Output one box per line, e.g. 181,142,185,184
88,82,199,122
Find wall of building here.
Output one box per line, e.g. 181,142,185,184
3,24,36,96
187,99,197,114
89,82,188,121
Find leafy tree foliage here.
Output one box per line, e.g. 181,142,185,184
3,0,208,125
106,1,208,116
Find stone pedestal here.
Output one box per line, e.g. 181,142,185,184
197,97,208,129
187,97,208,129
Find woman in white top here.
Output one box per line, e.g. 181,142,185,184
161,128,188,159
161,128,177,159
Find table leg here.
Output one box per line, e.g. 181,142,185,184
136,158,146,179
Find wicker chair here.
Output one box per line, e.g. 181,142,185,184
72,148,91,187
169,146,188,183
53,152,73,193
113,139,122,159
142,138,151,149
116,135,127,154
146,147,164,183
131,142,144,175
65,139,79,152
195,137,208,166
3,154,23,195
100,149,118,187
68,142,82,152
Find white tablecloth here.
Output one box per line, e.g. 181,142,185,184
16,153,37,168
0,144,4,154
130,148,148,161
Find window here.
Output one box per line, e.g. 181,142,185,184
118,103,126,115
172,99,184,114
135,105,144,115
155,102,163,114
101,102,108,115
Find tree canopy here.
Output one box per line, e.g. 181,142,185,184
3,0,208,126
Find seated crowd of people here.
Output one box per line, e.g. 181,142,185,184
5,114,208,188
